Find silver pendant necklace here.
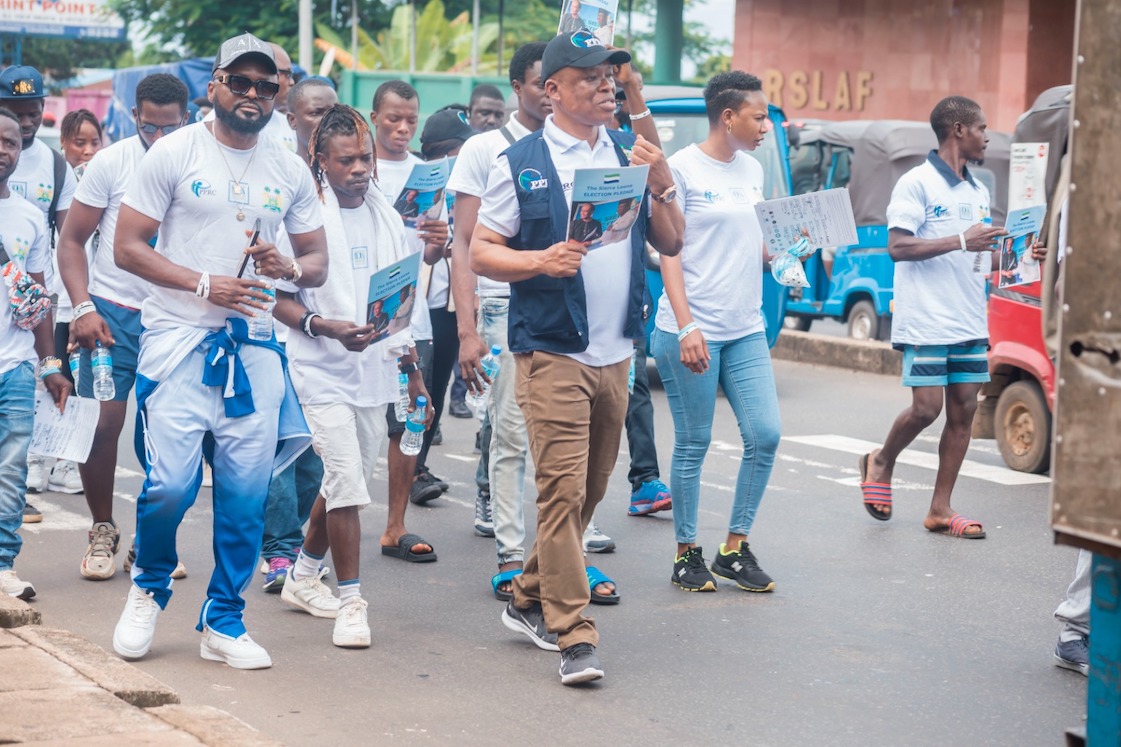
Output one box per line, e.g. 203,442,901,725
210,125,258,221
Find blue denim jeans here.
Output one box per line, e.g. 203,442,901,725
651,329,780,544
0,362,34,571
261,446,324,561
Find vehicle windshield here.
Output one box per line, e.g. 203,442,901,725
652,112,789,198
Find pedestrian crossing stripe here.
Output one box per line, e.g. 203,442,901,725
782,434,1051,486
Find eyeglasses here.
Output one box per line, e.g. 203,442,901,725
213,73,280,101
135,118,184,136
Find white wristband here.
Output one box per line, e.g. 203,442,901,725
677,322,699,342
72,301,96,321
195,272,210,299
629,108,652,121
958,233,967,252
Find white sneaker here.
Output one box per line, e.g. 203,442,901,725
80,521,119,580
281,566,340,618
113,584,160,659
25,456,46,493
333,597,371,648
583,521,616,554
0,569,36,600
48,459,83,494
200,627,272,670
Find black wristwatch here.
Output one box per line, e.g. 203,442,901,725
398,360,421,375
299,310,321,338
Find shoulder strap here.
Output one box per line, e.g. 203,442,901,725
48,148,66,229
498,124,517,146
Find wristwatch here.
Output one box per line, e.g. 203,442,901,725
652,185,677,204
285,259,304,283
398,360,422,375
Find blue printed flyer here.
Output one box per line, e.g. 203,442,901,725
566,164,649,251
366,251,422,344
557,0,619,44
998,204,1046,288
392,159,451,228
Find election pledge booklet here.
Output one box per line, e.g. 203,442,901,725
566,164,649,252
998,205,1046,288
557,0,619,44
367,251,422,344
392,159,451,228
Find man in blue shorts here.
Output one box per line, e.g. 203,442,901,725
58,73,190,580
858,96,1004,539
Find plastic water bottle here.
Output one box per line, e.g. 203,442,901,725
69,351,81,392
976,213,993,273
464,345,502,411
92,342,115,401
248,280,276,341
394,371,410,422
399,395,427,456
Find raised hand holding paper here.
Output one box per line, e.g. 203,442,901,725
755,188,858,255
393,159,451,228
558,0,619,44
566,164,649,251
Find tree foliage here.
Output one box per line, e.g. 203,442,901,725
16,38,130,85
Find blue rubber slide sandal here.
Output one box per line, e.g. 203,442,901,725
491,569,523,602
586,566,620,605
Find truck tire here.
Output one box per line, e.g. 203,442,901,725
994,379,1052,474
847,300,879,341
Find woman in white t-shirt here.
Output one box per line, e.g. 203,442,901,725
651,71,782,595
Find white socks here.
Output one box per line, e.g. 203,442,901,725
293,549,323,581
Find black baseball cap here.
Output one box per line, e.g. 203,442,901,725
0,66,45,100
213,32,277,74
421,108,476,146
540,29,631,81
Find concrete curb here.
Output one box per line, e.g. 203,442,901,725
0,594,41,628
9,626,179,708
771,329,902,376
149,705,284,747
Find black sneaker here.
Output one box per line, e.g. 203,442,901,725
449,399,473,419
501,600,559,651
409,473,443,505
1054,637,1089,676
672,547,717,592
559,643,604,686
416,468,449,493
710,541,775,592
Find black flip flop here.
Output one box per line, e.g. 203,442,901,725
381,533,437,563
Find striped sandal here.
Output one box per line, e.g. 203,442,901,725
929,513,986,539
859,452,892,521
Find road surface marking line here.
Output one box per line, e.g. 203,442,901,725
782,435,1050,485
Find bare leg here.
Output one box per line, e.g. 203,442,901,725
866,386,944,515
302,495,329,557
78,401,128,523
923,382,983,535
380,433,432,554
326,505,360,581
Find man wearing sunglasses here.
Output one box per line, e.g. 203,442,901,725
109,32,328,670
57,73,190,584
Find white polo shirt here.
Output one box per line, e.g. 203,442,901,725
447,113,532,298
0,194,50,375
74,136,149,310
886,152,991,347
476,116,634,368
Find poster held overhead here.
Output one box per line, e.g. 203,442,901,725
557,0,620,45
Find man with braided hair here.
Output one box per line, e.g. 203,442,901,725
274,104,432,648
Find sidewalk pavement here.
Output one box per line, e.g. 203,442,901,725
771,329,903,376
0,594,280,746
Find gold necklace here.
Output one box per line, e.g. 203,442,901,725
210,125,258,221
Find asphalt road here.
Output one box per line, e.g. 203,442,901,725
16,359,1086,746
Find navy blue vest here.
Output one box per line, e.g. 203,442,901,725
502,128,650,355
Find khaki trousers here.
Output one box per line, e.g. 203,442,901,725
511,350,629,649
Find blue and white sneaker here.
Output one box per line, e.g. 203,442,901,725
262,557,293,593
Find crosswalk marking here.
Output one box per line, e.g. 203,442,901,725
782,434,1051,486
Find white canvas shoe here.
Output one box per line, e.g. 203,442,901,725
113,584,160,659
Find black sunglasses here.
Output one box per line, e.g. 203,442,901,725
213,73,280,101
135,118,185,136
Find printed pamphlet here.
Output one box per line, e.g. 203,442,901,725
754,188,858,255
1009,143,1049,212
367,250,422,344
998,205,1046,288
566,164,649,251
557,0,619,45
29,390,100,463
392,159,451,228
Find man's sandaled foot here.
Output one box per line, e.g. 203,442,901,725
925,513,986,539
859,452,892,520
380,533,437,562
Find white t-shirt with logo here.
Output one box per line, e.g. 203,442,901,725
122,123,323,332
447,113,532,298
262,111,297,153
886,156,991,346
477,116,633,368
0,194,50,375
75,136,148,310
656,144,766,341
11,138,77,320
376,154,432,340
288,204,397,408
